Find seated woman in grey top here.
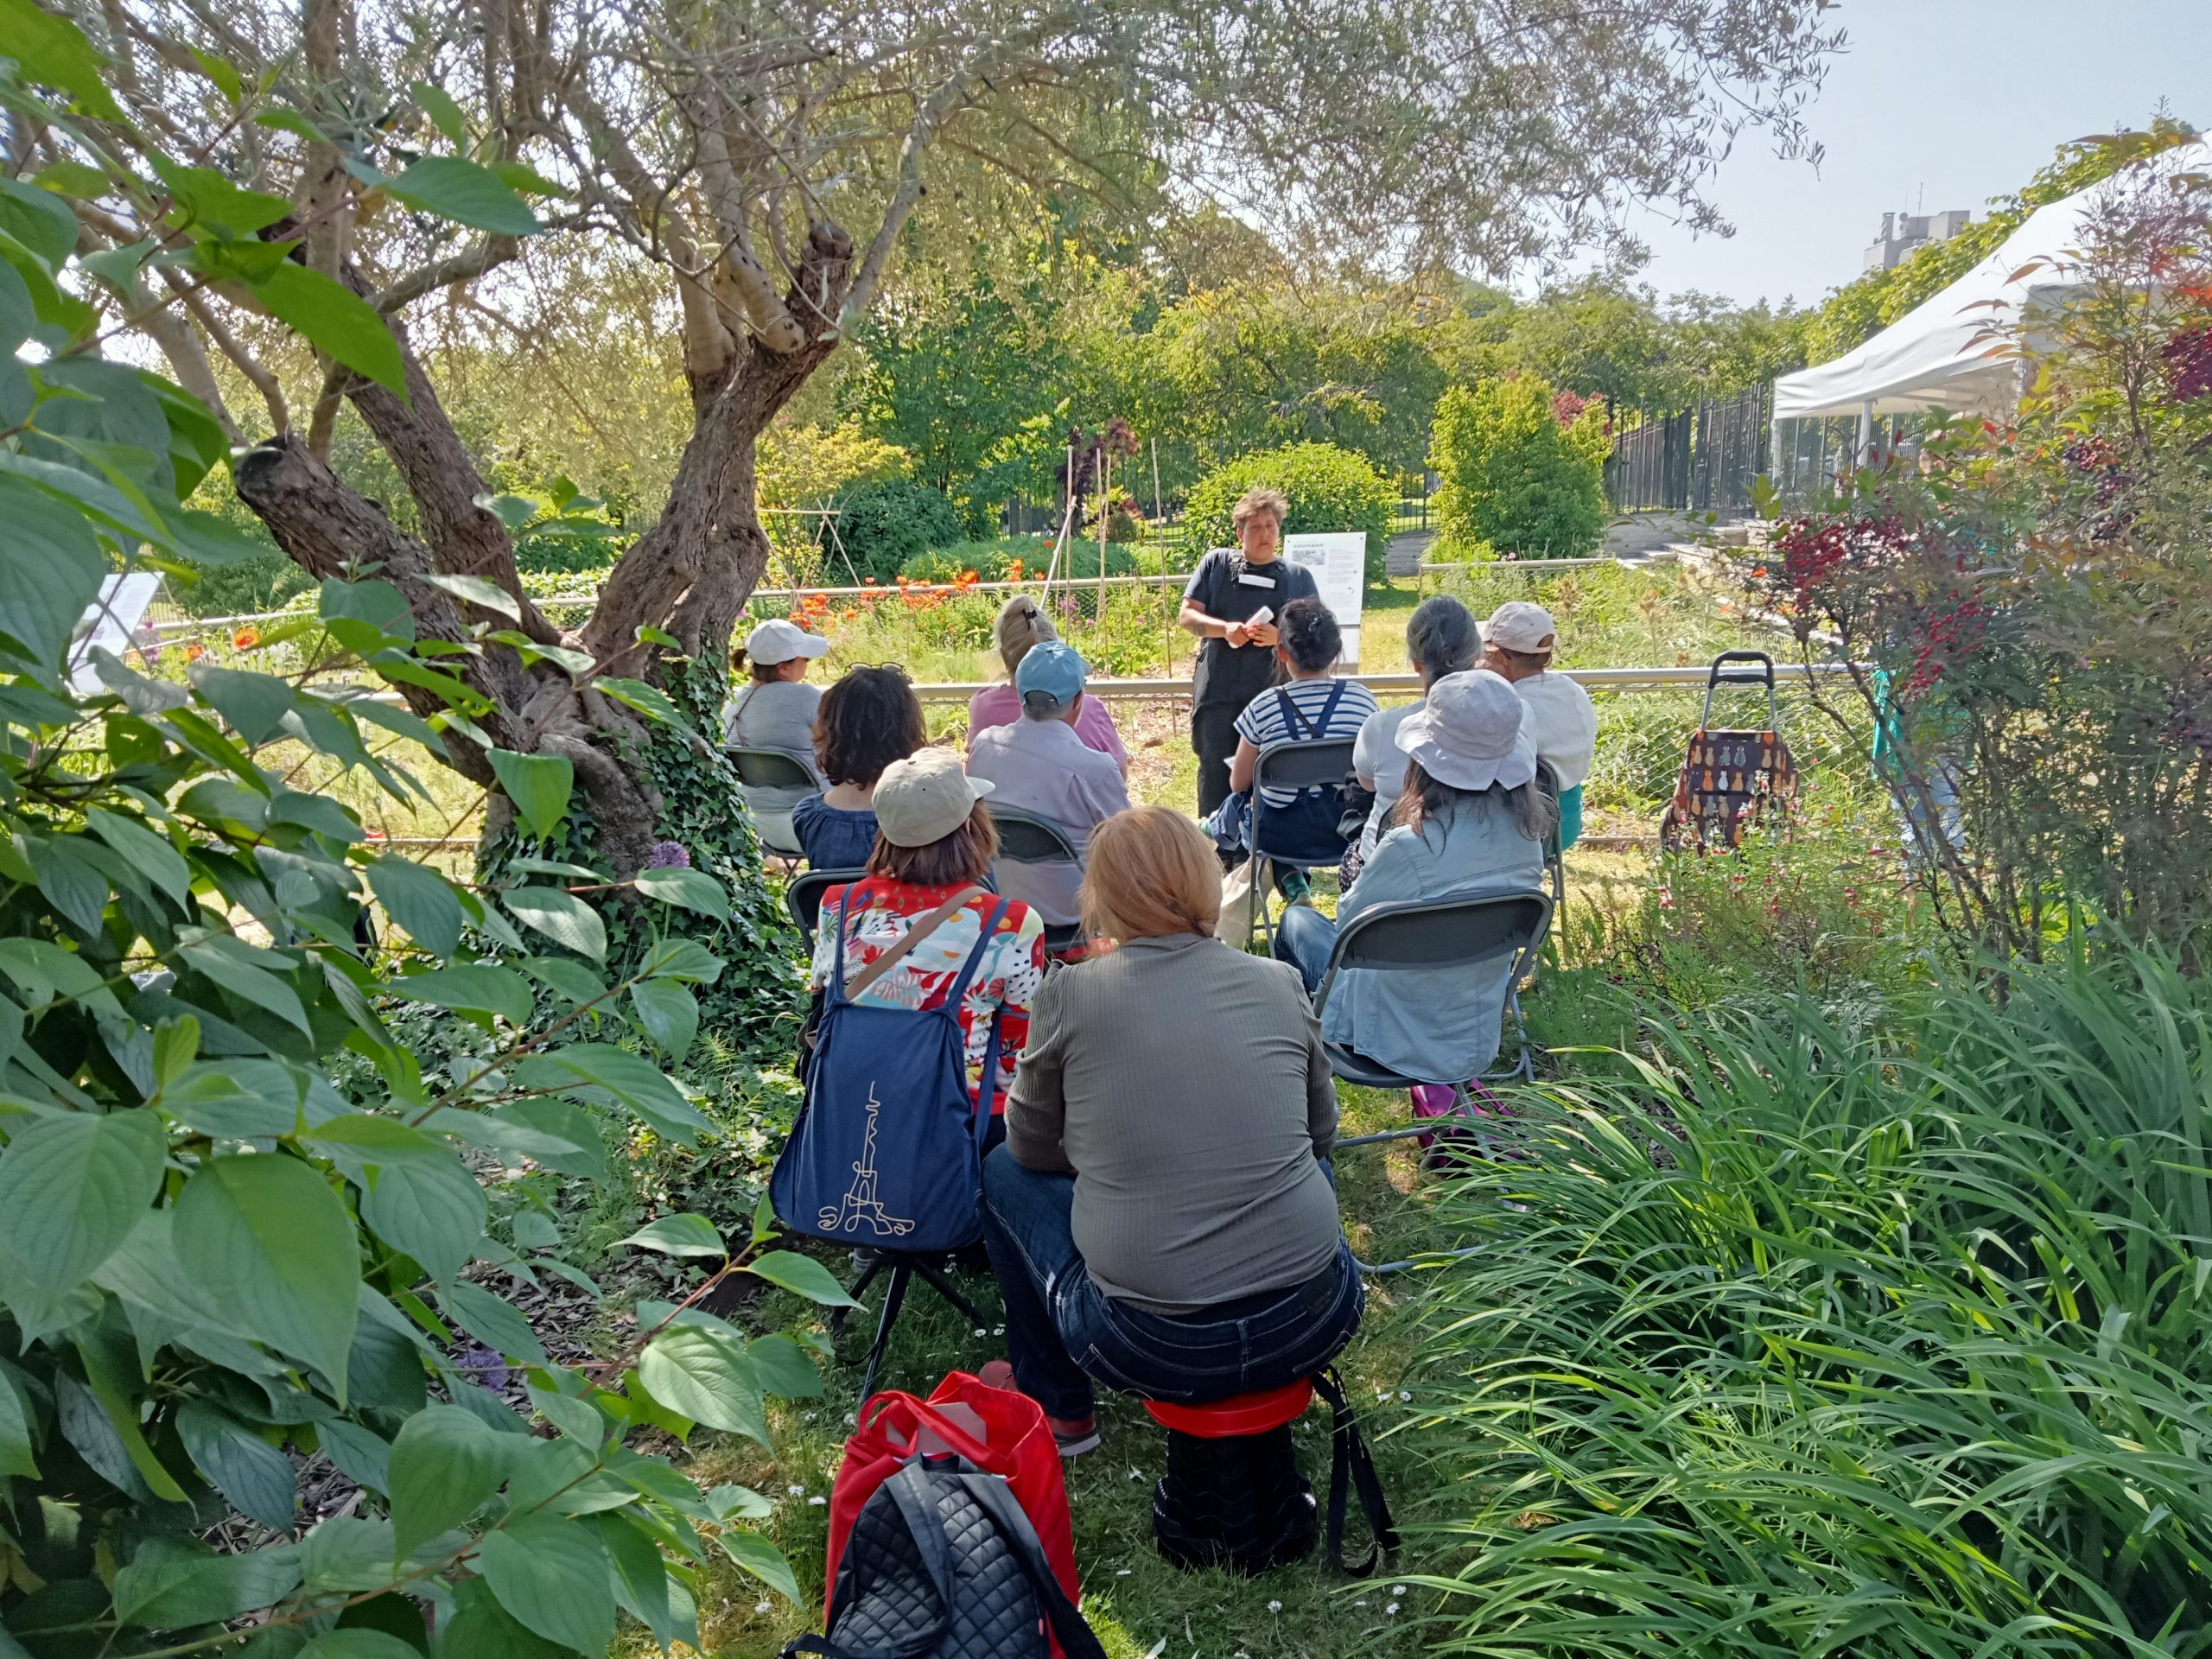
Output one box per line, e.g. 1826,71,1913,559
976,806,1362,1454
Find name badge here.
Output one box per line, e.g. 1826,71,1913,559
1236,571,1277,588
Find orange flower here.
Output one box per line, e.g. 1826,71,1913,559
232,626,260,649
184,643,206,661
1007,560,1025,581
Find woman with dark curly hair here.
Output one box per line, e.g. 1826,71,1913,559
791,665,927,868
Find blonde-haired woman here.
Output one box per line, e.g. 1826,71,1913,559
1177,486,1320,821
976,806,1359,1453
969,594,1128,773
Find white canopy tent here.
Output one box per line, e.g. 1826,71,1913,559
1772,138,2212,435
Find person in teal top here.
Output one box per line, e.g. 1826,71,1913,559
1274,670,1552,1086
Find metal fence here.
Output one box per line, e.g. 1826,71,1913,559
1605,386,1771,516
1605,410,1693,512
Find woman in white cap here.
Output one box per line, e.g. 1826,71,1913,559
1274,670,1551,1095
969,594,1129,773
1483,601,1598,849
725,616,832,750
809,748,1046,1153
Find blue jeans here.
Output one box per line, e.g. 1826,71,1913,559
978,1147,1363,1421
1273,902,1338,995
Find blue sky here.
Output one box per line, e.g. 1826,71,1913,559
1618,0,2210,310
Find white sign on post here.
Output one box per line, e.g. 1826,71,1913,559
1281,531,1368,666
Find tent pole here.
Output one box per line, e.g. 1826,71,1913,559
1768,384,1783,495
1858,401,1874,469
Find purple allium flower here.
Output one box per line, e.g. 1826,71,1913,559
646,839,691,869
454,1346,509,1392
1058,595,1079,618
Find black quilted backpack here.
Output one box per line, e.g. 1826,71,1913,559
781,1461,1108,1659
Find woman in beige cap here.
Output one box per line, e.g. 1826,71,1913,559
807,748,1046,1154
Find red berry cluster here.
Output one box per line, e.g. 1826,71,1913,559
2162,326,2212,402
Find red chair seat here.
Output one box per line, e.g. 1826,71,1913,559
1141,1379,1313,1439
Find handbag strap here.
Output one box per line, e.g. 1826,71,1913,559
954,1473,1110,1659
843,884,985,1001
1313,1364,1400,1576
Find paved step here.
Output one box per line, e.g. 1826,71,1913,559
1385,530,1433,577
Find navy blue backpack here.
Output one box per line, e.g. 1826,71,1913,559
772,884,1007,1255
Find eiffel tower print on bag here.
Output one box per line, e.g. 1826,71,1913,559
773,884,1009,1255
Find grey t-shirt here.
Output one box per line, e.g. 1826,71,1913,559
724,678,822,755
1005,932,1342,1313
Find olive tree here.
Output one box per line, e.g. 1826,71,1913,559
7,0,1843,925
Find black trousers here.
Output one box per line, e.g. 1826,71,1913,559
1192,702,1243,819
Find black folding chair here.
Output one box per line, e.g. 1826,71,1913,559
727,746,823,865
1533,760,1567,916
1243,736,1358,951
988,805,1086,956
785,867,866,950
836,1251,991,1406
1317,889,1553,1148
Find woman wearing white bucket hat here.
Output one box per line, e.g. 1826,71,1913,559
1274,670,1551,1091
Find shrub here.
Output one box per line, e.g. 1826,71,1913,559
0,327,827,1646
1184,442,1394,579
1412,949,2212,1656
901,535,1067,584
1430,376,1607,557
830,478,964,581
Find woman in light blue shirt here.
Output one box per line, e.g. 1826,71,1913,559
1274,669,1551,1089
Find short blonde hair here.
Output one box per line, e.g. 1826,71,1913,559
1231,486,1289,534
995,594,1057,677
1079,807,1222,945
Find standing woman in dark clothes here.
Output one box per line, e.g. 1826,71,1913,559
1177,486,1319,823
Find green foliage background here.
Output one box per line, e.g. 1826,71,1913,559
1430,377,1610,558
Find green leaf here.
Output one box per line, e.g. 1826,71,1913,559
318,1419,393,1496
309,1115,486,1281
0,1357,36,1478
158,1058,308,1138
0,253,34,358
383,156,540,237
423,570,521,621
511,1044,709,1145
481,1099,607,1180
716,1530,804,1605
301,1632,424,1659
476,1516,616,1655
391,963,532,1027
114,1538,303,1629
617,1213,724,1260
627,977,698,1064
748,1335,823,1400
251,261,407,397
518,955,609,1007
29,835,111,935
594,676,684,727
705,1483,774,1521
0,175,78,269
0,0,122,117
179,935,313,1036
504,886,604,961
488,751,574,844
188,44,244,102
0,472,105,665
440,1280,548,1366
269,788,365,842
371,855,466,959
178,1401,297,1531
745,1249,864,1309
175,1154,362,1397
632,866,728,921
255,108,329,143
639,938,726,984
387,1403,509,1560
411,80,469,146
86,808,193,906
150,155,293,237
189,663,297,744
637,1325,766,1443
0,1109,166,1296
596,1510,684,1651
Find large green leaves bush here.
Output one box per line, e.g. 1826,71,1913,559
830,480,963,582
1429,376,1608,558
0,26,830,1656
1183,442,1393,579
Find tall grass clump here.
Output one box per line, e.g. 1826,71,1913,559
1405,948,2212,1656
